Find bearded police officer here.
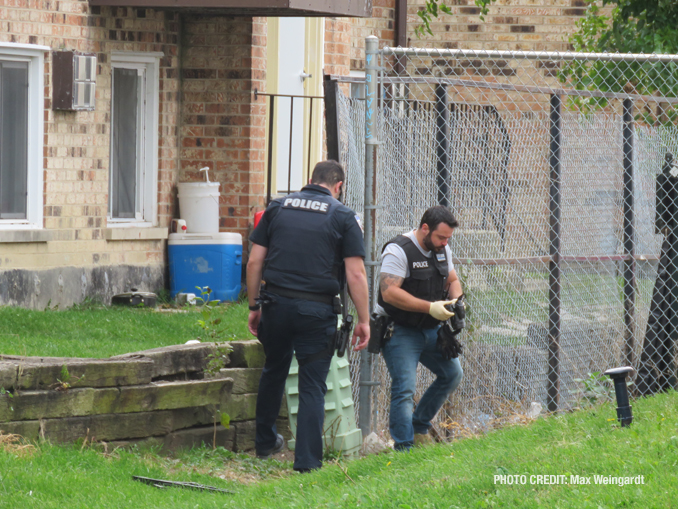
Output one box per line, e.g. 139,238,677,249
246,160,370,472
376,206,464,451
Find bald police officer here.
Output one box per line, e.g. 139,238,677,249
246,160,370,472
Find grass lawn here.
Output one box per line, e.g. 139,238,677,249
0,301,252,358
1,391,676,508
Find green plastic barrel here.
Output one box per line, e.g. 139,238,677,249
284,354,362,458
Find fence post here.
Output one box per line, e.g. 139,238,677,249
360,35,379,436
435,84,450,207
266,95,275,204
323,76,341,163
548,93,562,413
622,98,636,368
287,98,295,193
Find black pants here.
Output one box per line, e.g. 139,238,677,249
255,293,336,470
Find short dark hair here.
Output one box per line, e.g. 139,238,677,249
311,160,345,187
420,206,458,231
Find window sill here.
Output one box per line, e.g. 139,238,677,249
104,227,168,241
0,229,54,244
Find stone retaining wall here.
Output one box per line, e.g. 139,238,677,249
0,340,287,452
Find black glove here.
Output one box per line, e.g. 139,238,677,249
436,320,463,360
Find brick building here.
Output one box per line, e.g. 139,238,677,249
0,1,369,308
0,0,589,308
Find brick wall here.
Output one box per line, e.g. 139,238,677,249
339,0,594,73
324,17,352,78
350,0,396,71
0,4,180,270
406,0,589,52
0,5,266,307
179,16,267,238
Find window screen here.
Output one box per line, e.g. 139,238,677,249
110,67,139,219
0,61,28,219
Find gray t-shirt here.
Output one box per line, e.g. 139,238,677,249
374,230,454,315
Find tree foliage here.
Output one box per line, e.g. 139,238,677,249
563,0,678,117
570,0,678,55
415,0,452,38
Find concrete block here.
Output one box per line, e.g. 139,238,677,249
0,379,234,422
112,343,216,379
0,356,154,390
228,340,265,369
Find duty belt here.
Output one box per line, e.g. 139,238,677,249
264,284,334,305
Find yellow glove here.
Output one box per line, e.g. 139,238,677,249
428,300,456,321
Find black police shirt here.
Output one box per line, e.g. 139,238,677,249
250,184,365,295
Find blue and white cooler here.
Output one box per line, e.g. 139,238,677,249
168,232,243,302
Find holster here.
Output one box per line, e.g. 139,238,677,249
334,314,353,358
255,290,277,307
367,313,394,354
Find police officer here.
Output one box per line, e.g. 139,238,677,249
376,205,464,451
246,160,370,472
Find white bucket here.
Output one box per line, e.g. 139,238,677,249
177,182,220,233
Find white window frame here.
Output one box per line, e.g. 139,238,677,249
108,52,161,227
0,42,48,230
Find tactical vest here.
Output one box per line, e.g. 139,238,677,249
262,185,344,296
377,235,449,329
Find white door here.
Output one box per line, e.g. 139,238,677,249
275,17,306,194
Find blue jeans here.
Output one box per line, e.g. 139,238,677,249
382,324,463,451
255,293,336,471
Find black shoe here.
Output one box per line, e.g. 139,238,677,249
256,434,285,459
293,465,321,473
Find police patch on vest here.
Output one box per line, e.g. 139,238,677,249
412,261,429,269
282,197,329,213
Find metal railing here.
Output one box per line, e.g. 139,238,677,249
254,89,323,203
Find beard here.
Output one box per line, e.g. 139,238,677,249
423,232,443,253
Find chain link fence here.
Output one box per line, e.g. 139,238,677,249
330,43,678,441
